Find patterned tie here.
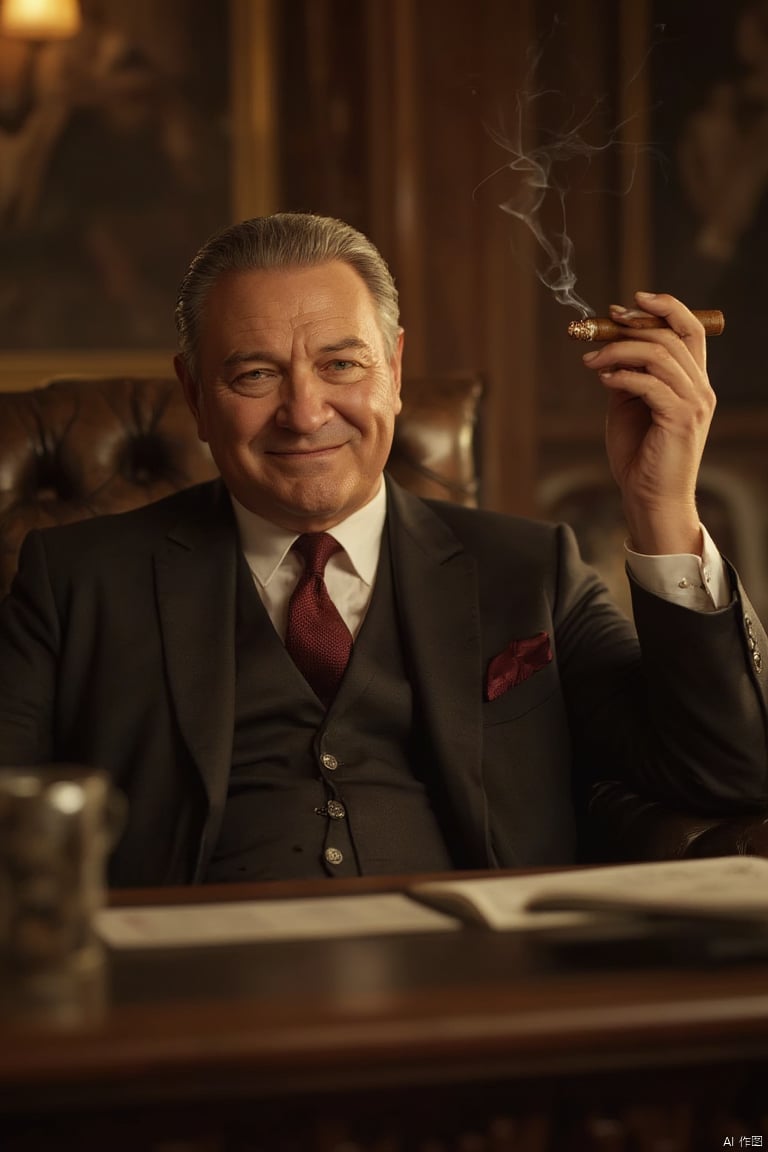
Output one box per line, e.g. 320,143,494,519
285,533,353,706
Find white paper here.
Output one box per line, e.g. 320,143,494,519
410,874,596,932
95,891,460,949
525,854,768,917
412,855,768,930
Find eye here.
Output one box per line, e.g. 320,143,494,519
322,359,368,383
241,367,275,380
230,367,278,394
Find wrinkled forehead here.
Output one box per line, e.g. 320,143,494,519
201,263,385,345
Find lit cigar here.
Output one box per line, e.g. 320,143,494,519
567,309,725,341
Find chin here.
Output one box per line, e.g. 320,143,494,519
284,500,350,530
280,480,356,518
230,466,372,527
249,490,355,531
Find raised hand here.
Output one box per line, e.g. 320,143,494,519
581,291,716,556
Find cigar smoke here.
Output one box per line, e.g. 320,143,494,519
476,27,652,319
480,93,601,318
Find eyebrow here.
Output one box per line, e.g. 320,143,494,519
222,337,372,369
317,338,372,356
222,350,274,368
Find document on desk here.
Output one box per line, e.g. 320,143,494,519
95,892,460,949
410,856,768,931
97,858,768,949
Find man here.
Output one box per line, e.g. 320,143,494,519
0,213,766,886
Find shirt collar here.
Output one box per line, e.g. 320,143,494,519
230,479,387,589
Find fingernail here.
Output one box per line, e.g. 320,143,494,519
635,291,656,300
611,305,645,319
583,350,600,362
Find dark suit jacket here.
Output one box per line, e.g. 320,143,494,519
1,476,767,886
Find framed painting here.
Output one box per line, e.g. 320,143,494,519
0,0,276,390
651,0,768,407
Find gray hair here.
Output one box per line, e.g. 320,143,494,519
175,213,401,382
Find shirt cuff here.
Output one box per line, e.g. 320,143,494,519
624,525,730,611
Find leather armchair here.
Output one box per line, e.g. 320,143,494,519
1,373,765,864
0,374,481,599
589,781,768,862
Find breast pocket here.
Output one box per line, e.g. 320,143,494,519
482,662,560,726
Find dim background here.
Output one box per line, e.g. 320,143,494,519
1,0,767,616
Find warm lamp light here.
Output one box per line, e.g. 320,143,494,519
0,0,81,39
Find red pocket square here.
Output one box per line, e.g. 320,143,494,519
485,632,553,701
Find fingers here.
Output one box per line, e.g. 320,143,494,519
583,338,701,404
581,292,714,408
607,291,708,365
586,355,715,432
627,291,705,342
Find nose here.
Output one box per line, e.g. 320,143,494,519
274,370,330,433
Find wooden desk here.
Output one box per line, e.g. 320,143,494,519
2,875,768,1152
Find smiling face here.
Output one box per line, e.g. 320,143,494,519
175,261,404,532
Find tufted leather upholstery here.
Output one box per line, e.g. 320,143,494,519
0,374,482,599
589,781,768,863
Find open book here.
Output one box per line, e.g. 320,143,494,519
409,855,768,931
96,856,768,950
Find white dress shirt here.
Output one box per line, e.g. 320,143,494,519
231,480,387,640
232,479,728,630
626,525,728,610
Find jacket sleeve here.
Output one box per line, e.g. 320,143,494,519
0,531,59,764
553,523,768,813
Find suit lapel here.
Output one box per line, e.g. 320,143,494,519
152,477,491,869
386,479,491,867
154,481,237,825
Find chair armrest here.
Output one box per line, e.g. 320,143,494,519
588,780,768,862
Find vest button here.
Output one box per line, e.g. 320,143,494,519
326,800,346,820
324,846,344,865
321,753,338,771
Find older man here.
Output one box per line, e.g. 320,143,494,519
1,213,766,886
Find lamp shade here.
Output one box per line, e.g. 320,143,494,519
0,0,82,39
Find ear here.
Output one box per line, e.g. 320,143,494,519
391,328,405,415
174,354,209,443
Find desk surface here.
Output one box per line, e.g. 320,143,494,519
3,874,768,1102
3,873,768,1152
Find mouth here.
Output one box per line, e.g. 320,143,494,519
267,444,345,460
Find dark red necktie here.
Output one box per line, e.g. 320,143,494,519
285,533,353,706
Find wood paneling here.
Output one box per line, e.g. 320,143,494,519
0,2,687,528
275,1,635,515
230,0,278,220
